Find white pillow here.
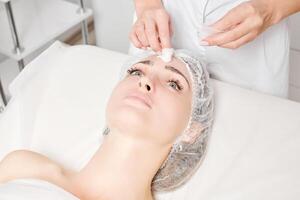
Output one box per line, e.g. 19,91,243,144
1,41,300,199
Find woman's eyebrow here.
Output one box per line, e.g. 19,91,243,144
136,60,154,66
165,65,190,88
135,60,190,88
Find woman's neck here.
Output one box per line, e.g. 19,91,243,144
72,129,171,200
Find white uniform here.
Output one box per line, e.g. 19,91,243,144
129,0,290,98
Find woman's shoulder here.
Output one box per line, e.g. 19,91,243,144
0,150,65,184
1,149,56,164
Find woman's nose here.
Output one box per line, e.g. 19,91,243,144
138,76,153,92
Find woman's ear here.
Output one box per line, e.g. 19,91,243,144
180,122,203,144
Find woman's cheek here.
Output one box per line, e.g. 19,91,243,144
164,94,183,117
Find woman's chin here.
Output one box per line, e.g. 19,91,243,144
108,105,150,133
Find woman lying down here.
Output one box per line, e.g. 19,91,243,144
0,49,214,200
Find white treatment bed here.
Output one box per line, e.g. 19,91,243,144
0,41,300,200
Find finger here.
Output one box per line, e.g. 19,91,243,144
129,31,143,48
218,32,256,49
145,19,161,51
156,13,171,48
211,2,250,31
205,19,255,46
135,22,150,48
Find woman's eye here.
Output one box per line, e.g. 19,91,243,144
168,80,183,91
127,68,143,76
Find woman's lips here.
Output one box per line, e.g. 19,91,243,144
124,93,152,109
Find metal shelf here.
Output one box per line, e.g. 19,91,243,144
0,0,92,107
0,0,92,61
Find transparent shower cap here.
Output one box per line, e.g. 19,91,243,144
105,49,214,192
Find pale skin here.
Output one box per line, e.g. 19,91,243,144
0,56,193,200
130,0,300,50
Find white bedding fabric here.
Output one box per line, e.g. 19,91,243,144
0,41,300,199
0,179,78,200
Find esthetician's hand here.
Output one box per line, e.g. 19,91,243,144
130,7,173,52
202,0,300,49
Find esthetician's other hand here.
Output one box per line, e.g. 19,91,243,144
130,0,173,52
203,0,300,49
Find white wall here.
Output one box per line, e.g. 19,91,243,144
66,0,134,53
0,55,5,63
90,0,134,53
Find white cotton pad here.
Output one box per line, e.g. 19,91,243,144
158,48,174,62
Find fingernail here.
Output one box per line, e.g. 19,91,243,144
199,40,209,46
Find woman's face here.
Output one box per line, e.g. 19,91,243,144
106,56,192,146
